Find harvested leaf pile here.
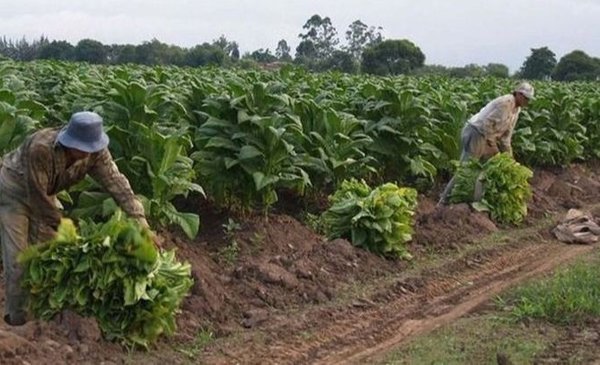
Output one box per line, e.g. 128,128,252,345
19,211,193,348
322,179,418,258
450,153,533,225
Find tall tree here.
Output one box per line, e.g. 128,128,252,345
246,48,277,63
19,36,49,61
553,50,599,81
484,63,510,78
294,40,318,65
212,35,239,61
110,44,137,64
298,14,339,60
212,35,229,51
448,64,485,78
0,37,15,59
519,47,557,80
74,39,107,64
134,39,171,65
185,43,227,67
344,20,383,60
166,44,187,66
361,39,425,75
275,39,292,62
321,50,358,73
38,40,75,61
0,36,49,61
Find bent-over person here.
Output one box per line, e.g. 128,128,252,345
0,111,150,326
438,82,534,205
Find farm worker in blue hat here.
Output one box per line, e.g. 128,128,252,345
0,111,153,326
438,81,534,205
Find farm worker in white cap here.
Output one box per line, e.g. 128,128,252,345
438,82,535,205
0,111,153,326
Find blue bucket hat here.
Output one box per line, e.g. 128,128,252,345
57,111,109,153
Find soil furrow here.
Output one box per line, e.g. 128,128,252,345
205,242,594,364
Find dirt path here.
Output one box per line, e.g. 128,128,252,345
339,243,594,365
203,241,596,365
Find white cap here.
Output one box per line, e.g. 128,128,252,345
514,81,535,100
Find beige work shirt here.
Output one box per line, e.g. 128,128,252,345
467,94,521,155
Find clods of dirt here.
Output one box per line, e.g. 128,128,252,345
413,201,498,249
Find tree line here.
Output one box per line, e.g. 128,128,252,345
1,14,598,81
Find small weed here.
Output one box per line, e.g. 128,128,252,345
299,330,313,340
177,327,215,359
222,218,241,238
218,218,242,265
218,240,240,265
302,212,324,234
250,231,265,249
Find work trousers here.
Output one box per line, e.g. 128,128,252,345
438,124,499,204
0,166,53,325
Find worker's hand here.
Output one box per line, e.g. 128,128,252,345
135,217,162,249
38,224,59,242
149,230,164,249
137,217,150,229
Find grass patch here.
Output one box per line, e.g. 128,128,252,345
502,255,600,325
382,314,555,364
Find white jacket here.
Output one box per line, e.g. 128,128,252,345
467,94,521,155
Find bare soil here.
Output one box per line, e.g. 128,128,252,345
1,163,600,365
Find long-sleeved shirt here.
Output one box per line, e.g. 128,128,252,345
1,127,146,232
467,94,521,155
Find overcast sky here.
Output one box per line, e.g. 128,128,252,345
1,0,598,72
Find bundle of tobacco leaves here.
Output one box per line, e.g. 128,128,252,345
19,211,193,348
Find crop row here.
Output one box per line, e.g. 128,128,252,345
1,60,599,235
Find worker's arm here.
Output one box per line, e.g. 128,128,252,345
498,128,513,156
88,149,148,227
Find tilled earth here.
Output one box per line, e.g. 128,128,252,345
1,163,600,364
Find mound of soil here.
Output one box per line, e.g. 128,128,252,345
413,163,600,250
529,164,600,220
166,213,405,339
412,199,498,250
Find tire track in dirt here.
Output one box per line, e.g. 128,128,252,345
204,242,595,365
334,243,594,365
